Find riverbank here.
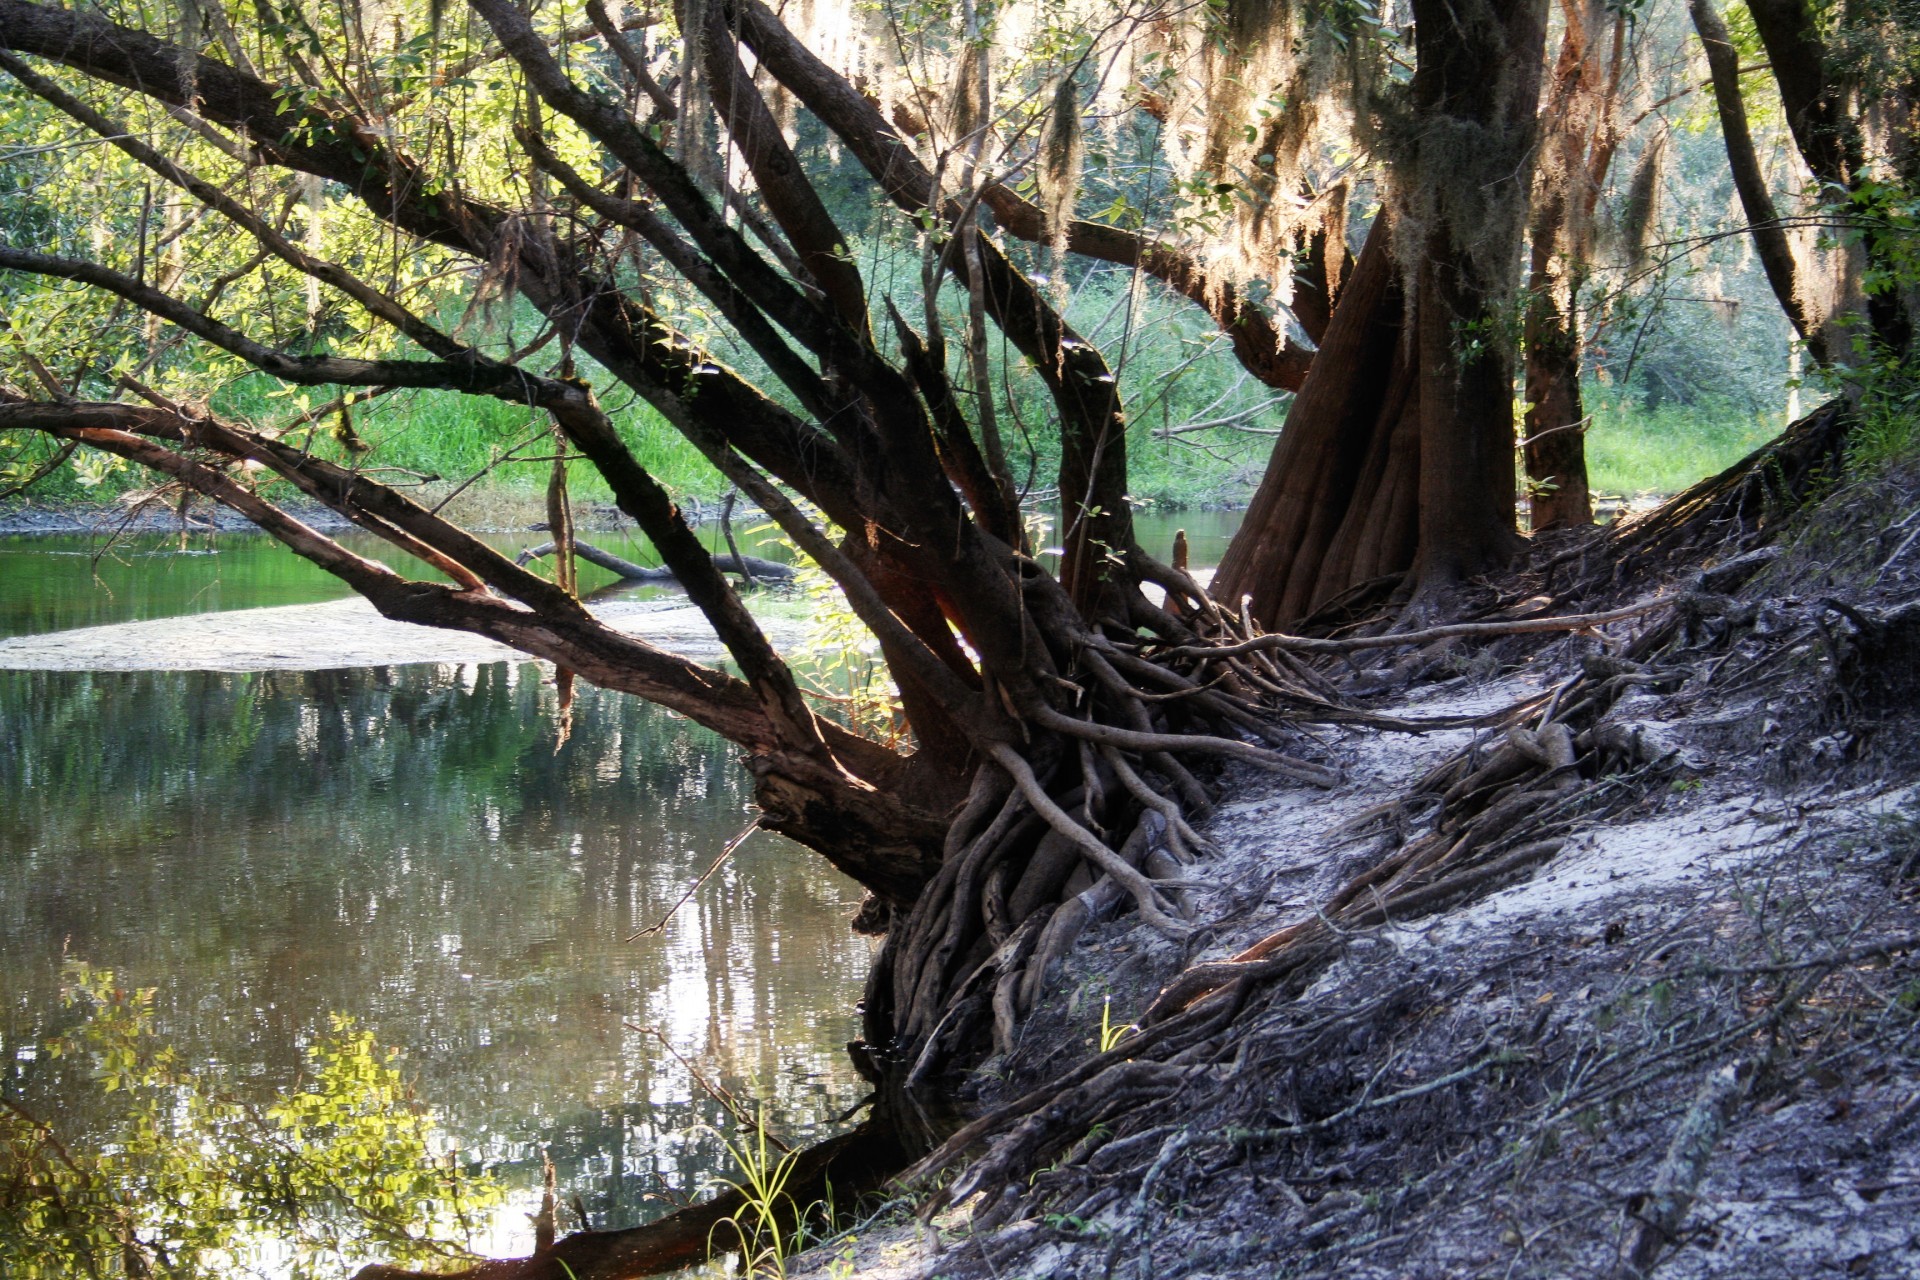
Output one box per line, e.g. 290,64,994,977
0,496,355,536
0,481,1686,543
0,483,1257,539
771,449,1920,1279
802,751,1920,1279
0,487,638,536
7,421,1896,1280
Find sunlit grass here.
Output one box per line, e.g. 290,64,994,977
1584,390,1784,501
207,375,729,516
10,357,1793,521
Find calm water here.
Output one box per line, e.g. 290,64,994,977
0,531,863,1258
0,506,1240,1259
0,510,1240,639
0,526,770,639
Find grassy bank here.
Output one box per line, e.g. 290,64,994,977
1583,388,1786,502
5,350,1784,530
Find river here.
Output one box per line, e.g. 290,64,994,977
0,509,1239,1266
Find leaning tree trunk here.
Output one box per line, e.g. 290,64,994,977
1745,0,1914,358
0,0,1356,1105
1692,0,1831,364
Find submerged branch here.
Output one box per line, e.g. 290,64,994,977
515,538,795,583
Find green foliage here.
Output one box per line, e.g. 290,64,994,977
0,961,503,1279
1846,179,1920,302
1583,386,1781,499
1097,995,1135,1053
1823,178,1920,470
1842,351,1920,472
708,1107,817,1279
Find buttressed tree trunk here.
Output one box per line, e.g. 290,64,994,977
1213,0,1547,627
1210,216,1417,625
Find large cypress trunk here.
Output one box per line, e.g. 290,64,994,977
1210,218,1415,626
1214,0,1547,622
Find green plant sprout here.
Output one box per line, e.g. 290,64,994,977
708,1105,821,1279
1099,996,1136,1053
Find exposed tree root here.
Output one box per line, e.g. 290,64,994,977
333,396,1870,1279
1164,593,1675,660
896,556,1754,1221
863,460,1806,1092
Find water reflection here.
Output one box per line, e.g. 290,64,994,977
0,510,1240,641
0,662,872,1238
0,504,1243,1258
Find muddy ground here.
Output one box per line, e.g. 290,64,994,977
787,464,1920,1280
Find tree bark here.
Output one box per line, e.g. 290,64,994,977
1745,0,1913,356
1214,0,1545,621
1210,217,1412,627
1401,0,1547,592
1520,0,1624,531
1691,0,1829,362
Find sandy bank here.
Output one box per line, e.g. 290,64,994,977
0,595,807,671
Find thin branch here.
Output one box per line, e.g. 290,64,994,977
629,820,760,938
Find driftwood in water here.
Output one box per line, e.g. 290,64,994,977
515,538,795,583
351,1123,907,1280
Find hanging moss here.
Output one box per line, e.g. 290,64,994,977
1038,73,1084,294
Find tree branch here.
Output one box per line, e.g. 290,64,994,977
727,0,1317,391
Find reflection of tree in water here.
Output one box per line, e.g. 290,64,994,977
0,662,871,1226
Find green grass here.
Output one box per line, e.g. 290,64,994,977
206,374,730,515
5,295,1793,525
1840,357,1920,474
1583,389,1785,501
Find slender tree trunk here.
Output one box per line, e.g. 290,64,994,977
1691,0,1830,362
1412,231,1525,588
1521,0,1623,531
1522,270,1591,530
1746,0,1913,357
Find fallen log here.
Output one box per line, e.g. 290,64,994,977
515,539,795,583
351,1121,907,1280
